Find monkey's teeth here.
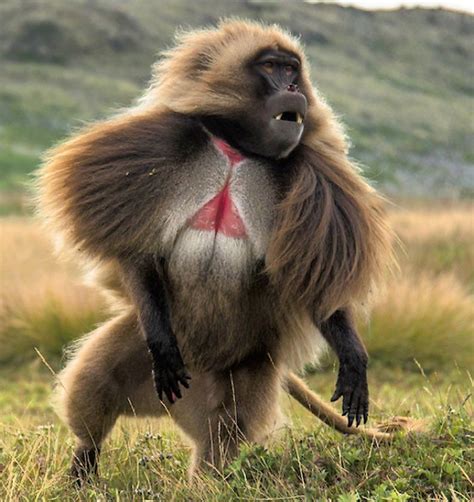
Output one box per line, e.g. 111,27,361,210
275,114,283,120
296,113,303,124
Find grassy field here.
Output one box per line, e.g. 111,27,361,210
0,1,472,499
0,1,473,204
0,203,473,500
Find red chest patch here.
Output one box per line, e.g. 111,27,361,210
211,137,245,167
189,137,247,239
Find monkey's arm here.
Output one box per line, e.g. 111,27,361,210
285,373,393,439
122,258,190,403
319,309,369,427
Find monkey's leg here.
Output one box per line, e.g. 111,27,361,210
171,357,283,476
56,310,163,483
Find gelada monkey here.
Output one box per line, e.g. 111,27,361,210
38,20,397,482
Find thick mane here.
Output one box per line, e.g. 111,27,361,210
266,139,394,321
37,111,206,260
38,19,393,319
139,19,315,117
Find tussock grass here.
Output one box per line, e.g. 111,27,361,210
358,202,474,370
0,286,103,364
390,202,474,288
2,205,473,370
364,271,474,371
390,202,474,243
0,217,105,364
0,365,472,500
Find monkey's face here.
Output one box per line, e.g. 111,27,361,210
150,22,317,158
200,49,308,160
244,49,308,159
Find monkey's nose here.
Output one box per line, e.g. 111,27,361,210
287,84,299,93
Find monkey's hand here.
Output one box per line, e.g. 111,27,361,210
150,340,191,404
330,358,369,427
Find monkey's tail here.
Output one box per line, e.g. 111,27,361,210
286,372,425,440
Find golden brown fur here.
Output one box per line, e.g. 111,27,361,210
267,145,393,321
40,20,392,322
37,19,401,479
145,21,393,320
56,311,284,472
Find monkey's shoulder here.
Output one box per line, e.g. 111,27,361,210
39,111,211,258
143,112,209,159
39,109,280,262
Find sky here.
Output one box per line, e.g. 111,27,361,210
315,0,473,14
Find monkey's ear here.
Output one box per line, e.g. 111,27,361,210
38,111,202,259
266,143,394,321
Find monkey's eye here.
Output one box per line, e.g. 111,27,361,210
285,65,296,76
262,61,274,74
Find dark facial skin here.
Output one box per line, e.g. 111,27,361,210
253,49,301,95
201,49,307,159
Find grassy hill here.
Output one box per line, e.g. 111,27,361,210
0,0,473,210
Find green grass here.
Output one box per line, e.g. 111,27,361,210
0,2,473,497
0,1,473,205
1,204,473,499
0,60,139,191
0,364,472,500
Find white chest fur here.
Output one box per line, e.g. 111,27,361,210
158,138,277,272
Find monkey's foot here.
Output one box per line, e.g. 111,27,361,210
70,447,100,486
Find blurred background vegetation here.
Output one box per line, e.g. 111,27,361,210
0,0,473,213
0,0,472,370
0,1,473,499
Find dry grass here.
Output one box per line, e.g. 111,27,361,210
362,271,474,370
2,203,473,369
0,217,105,364
1,203,473,499
389,201,474,243
389,201,474,288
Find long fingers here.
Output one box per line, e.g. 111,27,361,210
153,366,191,404
331,387,343,402
348,387,368,428
336,384,368,428
176,367,192,389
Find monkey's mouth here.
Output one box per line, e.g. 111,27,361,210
273,111,304,124
267,92,307,130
